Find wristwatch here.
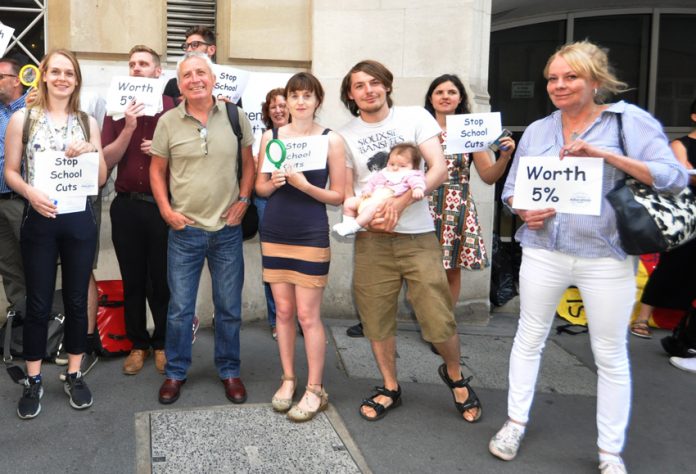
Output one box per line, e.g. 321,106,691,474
238,196,251,205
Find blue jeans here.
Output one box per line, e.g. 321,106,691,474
165,224,244,380
254,195,276,327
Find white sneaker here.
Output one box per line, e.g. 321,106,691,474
489,420,525,461
599,460,627,473
669,356,696,373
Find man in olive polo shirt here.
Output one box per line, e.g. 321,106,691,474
150,51,255,405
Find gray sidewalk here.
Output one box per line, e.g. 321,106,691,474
1,314,694,473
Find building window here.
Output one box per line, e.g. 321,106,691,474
166,0,216,63
490,10,696,130
573,14,651,109
655,14,696,128
489,21,566,128
0,0,46,64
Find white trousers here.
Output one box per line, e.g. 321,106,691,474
508,247,635,453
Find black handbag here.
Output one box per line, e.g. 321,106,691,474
225,102,259,240
606,114,696,255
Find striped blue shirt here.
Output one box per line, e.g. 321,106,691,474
0,91,27,193
502,101,688,260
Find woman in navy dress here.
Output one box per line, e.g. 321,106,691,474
255,72,345,422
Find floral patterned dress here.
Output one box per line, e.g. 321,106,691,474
428,134,489,270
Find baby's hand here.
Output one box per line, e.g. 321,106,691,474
412,188,424,200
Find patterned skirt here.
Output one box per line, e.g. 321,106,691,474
429,183,489,270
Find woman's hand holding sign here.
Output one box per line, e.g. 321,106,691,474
64,139,96,158
27,186,58,219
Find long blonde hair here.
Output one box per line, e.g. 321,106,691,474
544,40,628,104
32,48,83,113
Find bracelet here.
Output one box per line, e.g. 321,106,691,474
238,196,251,205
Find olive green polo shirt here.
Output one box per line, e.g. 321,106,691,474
151,98,254,231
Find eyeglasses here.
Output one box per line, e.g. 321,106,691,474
199,127,208,156
181,41,211,51
0,73,18,80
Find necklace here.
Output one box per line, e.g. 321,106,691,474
565,107,598,142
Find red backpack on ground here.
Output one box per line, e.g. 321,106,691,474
95,280,132,356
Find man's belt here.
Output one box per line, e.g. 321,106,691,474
0,192,21,200
117,192,156,204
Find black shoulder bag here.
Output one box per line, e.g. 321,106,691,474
605,114,696,255
224,102,258,240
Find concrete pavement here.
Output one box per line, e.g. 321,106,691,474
0,314,694,473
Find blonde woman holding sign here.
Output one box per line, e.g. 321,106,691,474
255,72,344,422
490,41,686,473
4,49,106,419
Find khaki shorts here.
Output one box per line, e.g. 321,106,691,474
353,231,456,342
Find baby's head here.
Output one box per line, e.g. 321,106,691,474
387,143,422,172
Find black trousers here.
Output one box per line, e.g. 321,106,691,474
110,195,169,350
21,203,96,360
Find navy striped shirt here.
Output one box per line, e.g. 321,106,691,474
0,92,27,193
502,101,688,260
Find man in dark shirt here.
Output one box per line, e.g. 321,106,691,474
163,26,216,103
102,45,175,375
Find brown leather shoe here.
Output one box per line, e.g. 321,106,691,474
221,377,247,404
123,349,150,375
154,350,166,374
159,378,185,404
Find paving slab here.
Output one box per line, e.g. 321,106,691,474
136,403,369,474
331,327,596,396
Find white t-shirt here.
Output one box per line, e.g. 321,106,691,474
339,106,440,233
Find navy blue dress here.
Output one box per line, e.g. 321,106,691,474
260,129,331,288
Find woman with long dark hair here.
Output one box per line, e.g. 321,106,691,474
424,74,515,305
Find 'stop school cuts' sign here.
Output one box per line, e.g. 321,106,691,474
260,135,329,173
445,112,502,154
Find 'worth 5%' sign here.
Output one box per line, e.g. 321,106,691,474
512,156,604,216
106,76,164,117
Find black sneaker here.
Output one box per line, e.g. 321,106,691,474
346,323,364,338
17,379,44,420
63,371,93,410
59,353,99,381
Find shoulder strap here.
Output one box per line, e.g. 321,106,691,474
225,102,244,184
76,111,91,142
272,127,278,139
3,311,15,363
22,109,34,146
322,128,331,135
616,113,626,155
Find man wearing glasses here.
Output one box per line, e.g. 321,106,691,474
150,51,255,405
163,26,216,103
101,45,175,376
0,57,28,314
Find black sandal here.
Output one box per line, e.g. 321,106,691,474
437,363,482,423
359,385,402,421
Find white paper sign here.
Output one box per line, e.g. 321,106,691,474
512,156,604,215
212,64,250,104
261,135,329,173
445,112,502,154
0,23,14,57
33,151,100,198
105,76,163,117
